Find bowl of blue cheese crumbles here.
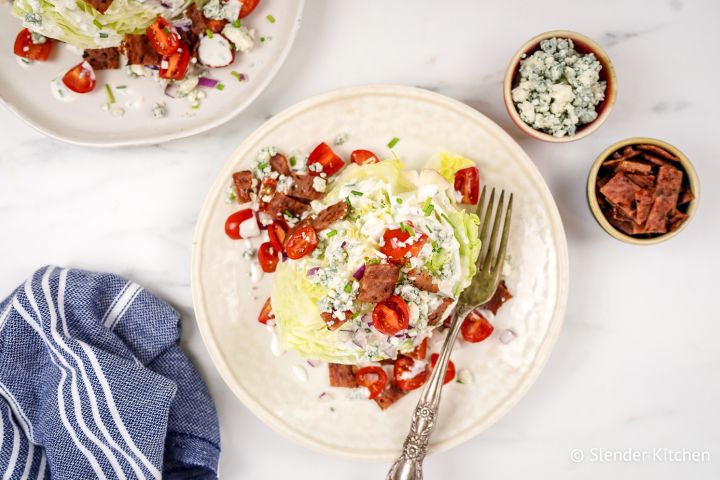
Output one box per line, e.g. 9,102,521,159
504,30,617,142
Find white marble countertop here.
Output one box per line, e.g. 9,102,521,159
1,0,719,478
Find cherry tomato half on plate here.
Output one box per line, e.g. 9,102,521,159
372,295,409,336
14,28,53,61
350,149,379,165
407,338,428,360
257,242,280,273
429,353,456,385
224,208,256,240
307,142,345,176
460,309,494,343
159,41,190,80
380,223,428,265
62,62,96,94
258,297,274,324
146,17,180,56
454,166,480,205
267,220,288,252
239,0,260,18
393,356,428,392
284,225,318,259
355,366,388,400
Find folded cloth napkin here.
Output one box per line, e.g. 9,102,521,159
0,266,220,479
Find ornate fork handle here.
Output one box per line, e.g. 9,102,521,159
386,304,473,480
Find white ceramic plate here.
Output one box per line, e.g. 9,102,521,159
191,85,569,460
0,1,303,146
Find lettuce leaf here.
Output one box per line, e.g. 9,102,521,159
425,152,475,183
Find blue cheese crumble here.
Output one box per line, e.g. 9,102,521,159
511,37,606,137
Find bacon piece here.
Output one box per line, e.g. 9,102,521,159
645,166,683,234
407,269,439,293
603,146,641,168
374,382,407,410
288,175,324,201
270,154,292,176
636,144,679,162
634,190,654,226
480,280,513,314
265,192,310,219
85,0,113,13
328,363,357,388
357,263,400,303
320,311,350,331
312,201,349,231
123,34,161,66
669,210,689,231
617,161,653,175
232,171,254,203
185,3,209,36
605,208,638,235
678,187,694,206
428,297,454,326
640,153,672,167
625,173,655,189
82,47,120,70
599,173,641,219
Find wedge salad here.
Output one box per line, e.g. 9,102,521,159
11,0,265,112
224,141,514,409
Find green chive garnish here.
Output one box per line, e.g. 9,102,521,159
99,32,108,39
345,197,352,207
260,36,266,42
191,105,200,109
284,209,294,217
105,84,115,104
351,190,363,196
231,71,244,82
206,29,214,38
116,85,126,89
233,19,242,28
387,137,400,149
93,19,103,29
344,282,352,293
426,225,433,233
266,14,276,23
326,229,337,238
396,198,403,204
289,156,297,167
441,213,451,223
258,162,269,170
400,222,407,234
423,199,434,216
216,83,225,91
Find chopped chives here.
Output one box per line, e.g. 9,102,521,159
400,222,407,234
257,162,269,170
351,190,363,196
441,213,451,223
105,84,115,104
260,36,266,42
191,105,200,109
266,14,276,23
289,156,297,166
423,200,434,216
93,19,103,29
343,282,352,293
206,29,214,38
406,225,415,236
115,85,126,89
387,137,400,149
230,71,245,82
396,198,403,204
345,197,352,208
426,225,433,233
216,83,225,91
233,19,242,28
98,32,108,39
326,229,337,238
284,209,294,217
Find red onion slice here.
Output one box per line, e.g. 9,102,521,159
197,76,220,88
352,264,366,280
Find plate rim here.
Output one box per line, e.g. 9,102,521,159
0,0,305,147
191,84,569,461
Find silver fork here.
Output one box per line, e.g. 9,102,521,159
386,187,513,480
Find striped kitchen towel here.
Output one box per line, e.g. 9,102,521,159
0,266,220,479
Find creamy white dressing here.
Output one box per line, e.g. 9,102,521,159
50,75,76,102
15,56,33,69
116,87,145,110
291,365,309,383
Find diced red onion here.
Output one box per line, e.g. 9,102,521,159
173,18,192,32
198,76,220,88
352,329,367,348
341,241,347,249
306,267,319,277
282,252,288,262
499,329,517,344
352,264,366,280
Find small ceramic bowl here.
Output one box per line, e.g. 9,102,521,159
587,137,700,245
503,30,617,143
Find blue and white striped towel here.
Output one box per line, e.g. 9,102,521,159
0,266,220,479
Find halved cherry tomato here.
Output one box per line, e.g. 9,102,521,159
205,18,228,33
146,17,180,56
372,295,409,336
284,225,318,259
454,166,480,205
393,356,428,392
380,223,428,265
407,338,428,360
429,353,456,385
159,41,190,80
258,242,280,273
62,62,96,94
267,220,288,252
350,149,379,165
355,366,388,400
258,297,274,324
224,208,255,239
307,142,345,177
14,29,53,61
239,0,260,18
460,309,494,343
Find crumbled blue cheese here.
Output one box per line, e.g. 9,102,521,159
511,37,606,137
151,102,167,118
30,32,46,44
222,24,256,53
203,0,241,22
187,88,206,108
312,177,327,193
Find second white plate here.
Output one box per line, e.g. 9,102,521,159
0,1,303,146
192,85,569,460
